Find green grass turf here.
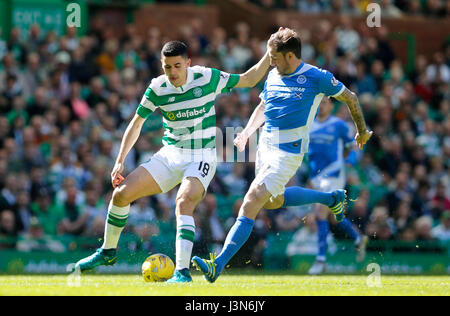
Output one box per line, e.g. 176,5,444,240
0,274,448,296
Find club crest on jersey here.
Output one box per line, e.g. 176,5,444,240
297,75,307,84
193,87,203,98
331,77,339,86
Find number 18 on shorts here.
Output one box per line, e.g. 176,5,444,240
141,147,217,193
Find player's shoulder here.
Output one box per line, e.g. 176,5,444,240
148,75,167,92
302,64,342,91
301,63,331,78
190,65,210,74
190,65,215,82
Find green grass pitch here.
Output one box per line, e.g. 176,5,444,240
0,273,448,296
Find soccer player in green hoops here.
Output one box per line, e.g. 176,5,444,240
73,39,272,282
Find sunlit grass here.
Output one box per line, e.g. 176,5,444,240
0,273,448,296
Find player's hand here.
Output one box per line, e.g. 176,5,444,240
111,162,125,188
234,132,249,152
355,130,373,150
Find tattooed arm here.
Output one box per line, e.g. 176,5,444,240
334,88,373,149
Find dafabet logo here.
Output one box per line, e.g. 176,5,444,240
167,107,207,121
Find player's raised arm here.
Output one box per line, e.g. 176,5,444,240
233,50,270,88
334,88,373,150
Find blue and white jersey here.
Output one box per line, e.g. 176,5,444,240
308,115,354,179
259,62,345,154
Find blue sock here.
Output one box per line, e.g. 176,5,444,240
317,220,329,261
282,186,334,208
215,216,254,272
337,218,360,242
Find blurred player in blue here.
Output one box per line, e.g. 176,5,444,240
307,97,369,275
192,28,372,282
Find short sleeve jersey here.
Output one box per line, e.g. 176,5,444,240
259,62,345,154
137,65,240,150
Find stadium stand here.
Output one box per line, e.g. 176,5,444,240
0,0,448,273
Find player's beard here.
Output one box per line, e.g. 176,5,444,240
277,66,290,75
276,59,290,75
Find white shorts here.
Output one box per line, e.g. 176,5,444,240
140,146,217,193
310,175,345,192
253,142,304,197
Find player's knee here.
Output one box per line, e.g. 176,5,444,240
176,178,204,213
248,184,271,203
239,200,257,219
112,186,134,206
239,185,270,218
176,194,201,214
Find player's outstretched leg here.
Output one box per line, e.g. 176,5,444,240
192,253,220,283
193,183,269,283
280,186,347,222
75,248,118,272
328,189,347,222
74,166,162,273
192,215,255,283
74,201,129,272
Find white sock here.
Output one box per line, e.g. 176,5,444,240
102,201,130,249
175,215,195,270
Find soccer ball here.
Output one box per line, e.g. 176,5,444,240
141,253,175,282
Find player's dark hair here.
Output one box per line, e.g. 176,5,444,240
268,28,302,59
161,41,188,58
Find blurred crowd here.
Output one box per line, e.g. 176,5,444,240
249,0,450,18
0,9,449,261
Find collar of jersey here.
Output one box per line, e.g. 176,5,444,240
277,61,305,78
165,67,194,92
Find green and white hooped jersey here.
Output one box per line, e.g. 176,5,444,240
136,65,240,150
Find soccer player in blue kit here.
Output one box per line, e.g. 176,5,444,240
307,97,368,275
192,28,372,282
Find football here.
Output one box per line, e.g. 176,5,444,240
141,254,175,282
